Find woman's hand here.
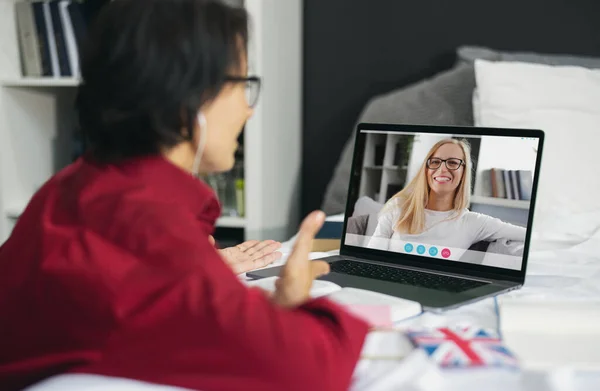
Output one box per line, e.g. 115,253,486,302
210,236,283,274
272,211,330,308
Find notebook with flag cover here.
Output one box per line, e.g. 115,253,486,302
405,324,519,369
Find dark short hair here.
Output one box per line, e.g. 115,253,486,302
76,0,248,163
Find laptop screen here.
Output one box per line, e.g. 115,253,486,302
343,126,542,273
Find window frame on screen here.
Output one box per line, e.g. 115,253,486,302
339,123,545,284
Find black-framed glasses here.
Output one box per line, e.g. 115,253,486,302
225,75,262,108
426,157,464,171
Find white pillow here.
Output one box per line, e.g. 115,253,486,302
474,59,600,248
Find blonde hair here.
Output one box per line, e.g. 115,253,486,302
384,138,472,235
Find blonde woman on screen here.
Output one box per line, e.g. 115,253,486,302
367,139,526,255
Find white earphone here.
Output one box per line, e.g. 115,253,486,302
192,112,207,177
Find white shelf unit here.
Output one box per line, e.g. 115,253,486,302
359,132,413,204
0,0,302,243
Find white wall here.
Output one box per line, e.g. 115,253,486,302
244,0,302,240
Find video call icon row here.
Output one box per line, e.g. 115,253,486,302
404,243,451,258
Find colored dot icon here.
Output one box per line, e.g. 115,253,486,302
416,245,426,255
404,243,414,253
428,246,438,256
441,248,451,258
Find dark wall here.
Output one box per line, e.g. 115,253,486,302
302,0,600,216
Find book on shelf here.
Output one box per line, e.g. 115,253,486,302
14,0,106,79
480,168,533,201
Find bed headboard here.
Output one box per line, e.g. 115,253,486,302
301,0,600,216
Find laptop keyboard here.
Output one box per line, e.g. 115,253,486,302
330,260,488,293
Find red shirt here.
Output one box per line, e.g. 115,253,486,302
0,155,369,391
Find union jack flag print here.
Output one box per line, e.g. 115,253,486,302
405,325,519,368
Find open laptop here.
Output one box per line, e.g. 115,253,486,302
248,123,544,310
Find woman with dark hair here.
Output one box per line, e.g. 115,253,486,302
0,1,369,390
